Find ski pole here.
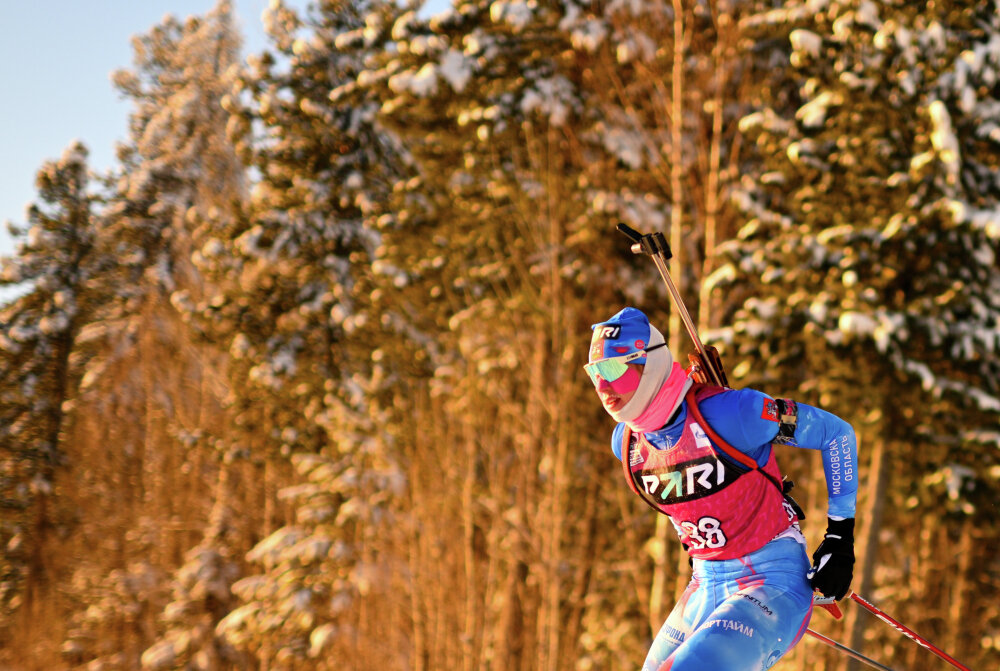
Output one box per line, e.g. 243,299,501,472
805,629,898,671
616,223,728,387
847,592,973,671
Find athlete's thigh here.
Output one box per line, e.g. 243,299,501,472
657,582,812,671
642,579,711,671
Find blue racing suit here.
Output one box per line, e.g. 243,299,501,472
611,387,858,671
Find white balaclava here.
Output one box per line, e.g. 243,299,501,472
609,322,671,424
590,307,692,430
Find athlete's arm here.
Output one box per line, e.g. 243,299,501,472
779,401,858,519
701,389,858,519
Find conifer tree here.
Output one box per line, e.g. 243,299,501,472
717,2,1000,666
0,142,101,632
210,1,410,666
55,4,248,668
104,0,244,298
201,0,401,448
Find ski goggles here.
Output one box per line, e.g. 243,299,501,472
584,342,667,386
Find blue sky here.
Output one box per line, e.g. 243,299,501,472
0,0,449,259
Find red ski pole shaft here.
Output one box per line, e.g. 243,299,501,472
849,593,972,671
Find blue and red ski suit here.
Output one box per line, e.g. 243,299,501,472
612,384,858,671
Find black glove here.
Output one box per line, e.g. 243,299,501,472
809,517,855,600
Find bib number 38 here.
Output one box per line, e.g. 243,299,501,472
679,516,727,549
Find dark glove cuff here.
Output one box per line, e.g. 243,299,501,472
826,517,855,542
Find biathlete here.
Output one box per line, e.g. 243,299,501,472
586,307,858,671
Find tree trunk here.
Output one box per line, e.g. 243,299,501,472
462,416,480,671
945,519,973,658
845,433,887,671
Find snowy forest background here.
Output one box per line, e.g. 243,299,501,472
0,0,998,669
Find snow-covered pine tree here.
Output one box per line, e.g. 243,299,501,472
717,2,1000,667
210,1,409,667
199,0,401,451
55,3,249,668
106,1,245,298
0,142,100,631
727,0,1000,427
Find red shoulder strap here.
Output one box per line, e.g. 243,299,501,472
620,426,642,497
686,385,787,496
620,426,674,516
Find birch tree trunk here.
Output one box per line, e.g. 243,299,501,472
661,0,692,623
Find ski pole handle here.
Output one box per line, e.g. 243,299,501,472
813,593,844,620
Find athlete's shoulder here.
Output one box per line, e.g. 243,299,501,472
698,386,771,417
612,422,626,461
699,387,781,450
